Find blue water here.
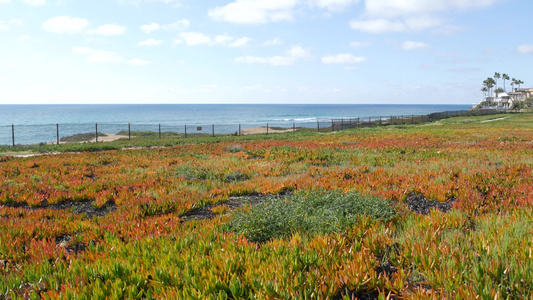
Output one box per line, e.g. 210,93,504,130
0,104,470,145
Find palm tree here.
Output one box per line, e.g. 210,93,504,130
502,74,510,92
511,78,517,92
518,80,524,90
494,72,501,90
483,78,495,101
481,87,488,99
495,88,504,98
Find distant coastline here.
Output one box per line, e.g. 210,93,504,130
1,104,473,146
0,104,471,127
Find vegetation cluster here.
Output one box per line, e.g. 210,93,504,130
1,113,533,298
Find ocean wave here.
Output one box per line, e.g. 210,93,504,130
281,117,317,122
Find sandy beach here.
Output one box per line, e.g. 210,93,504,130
48,133,131,145
240,126,295,135
89,133,131,143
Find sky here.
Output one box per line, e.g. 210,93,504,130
0,0,532,105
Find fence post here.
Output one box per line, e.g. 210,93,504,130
212,124,215,137
357,117,360,126
379,117,382,126
331,120,334,132
184,124,187,138
266,123,269,135
293,122,295,132
12,124,15,147
56,124,59,145
341,118,344,130
317,121,320,132
239,124,241,136
128,123,131,140
95,123,98,143
159,124,161,139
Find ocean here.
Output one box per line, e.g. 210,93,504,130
0,104,471,145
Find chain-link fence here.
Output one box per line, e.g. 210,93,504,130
0,109,507,146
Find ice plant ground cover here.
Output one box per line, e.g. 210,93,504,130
1,113,533,299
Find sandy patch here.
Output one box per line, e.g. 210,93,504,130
48,133,132,144
480,117,508,123
89,133,131,143
240,126,295,135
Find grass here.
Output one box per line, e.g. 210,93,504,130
225,189,397,243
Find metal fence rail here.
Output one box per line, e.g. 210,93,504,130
0,109,507,146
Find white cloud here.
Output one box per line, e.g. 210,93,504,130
349,41,369,47
72,47,123,63
235,45,312,66
215,34,234,44
42,16,90,34
312,0,359,11
321,53,366,64
286,45,312,59
263,38,283,46
350,19,406,33
120,0,181,5
128,58,151,66
177,32,250,47
229,37,251,47
179,32,211,46
0,0,11,3
162,19,190,31
139,38,163,46
141,22,160,33
517,44,533,54
88,24,126,35
208,0,298,24
350,16,444,34
208,0,361,24
24,0,46,5
151,0,179,4
364,0,502,18
140,20,189,33
350,0,501,34
401,41,429,50
236,55,294,66
0,23,7,30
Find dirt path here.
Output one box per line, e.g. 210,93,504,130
480,117,508,123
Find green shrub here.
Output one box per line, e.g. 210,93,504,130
225,189,397,243
60,132,107,142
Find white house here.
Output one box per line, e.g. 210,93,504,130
477,88,532,109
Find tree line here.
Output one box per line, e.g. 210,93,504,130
481,72,524,98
